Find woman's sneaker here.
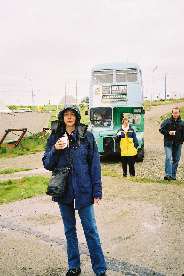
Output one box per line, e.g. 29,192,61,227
66,268,81,276
164,176,172,181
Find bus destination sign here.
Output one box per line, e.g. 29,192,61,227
102,85,127,101
111,85,127,94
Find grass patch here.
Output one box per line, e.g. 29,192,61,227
102,162,122,177
0,168,31,175
0,133,49,159
132,176,184,185
0,175,49,204
160,106,184,121
144,98,184,111
102,168,121,177
102,166,184,185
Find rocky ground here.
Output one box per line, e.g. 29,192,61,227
0,103,184,276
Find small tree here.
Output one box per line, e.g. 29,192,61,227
81,96,89,104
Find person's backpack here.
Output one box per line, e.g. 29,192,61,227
51,121,95,165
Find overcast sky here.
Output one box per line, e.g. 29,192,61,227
0,0,184,105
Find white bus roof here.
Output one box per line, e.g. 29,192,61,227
91,63,141,72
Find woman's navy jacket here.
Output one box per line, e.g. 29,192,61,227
42,130,102,210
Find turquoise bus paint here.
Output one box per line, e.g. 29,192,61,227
88,63,144,161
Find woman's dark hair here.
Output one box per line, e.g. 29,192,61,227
55,105,81,137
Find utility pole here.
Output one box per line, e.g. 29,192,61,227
31,89,36,106
151,65,158,104
164,73,167,100
65,82,67,104
75,80,78,105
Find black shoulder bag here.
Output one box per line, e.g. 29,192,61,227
46,147,72,198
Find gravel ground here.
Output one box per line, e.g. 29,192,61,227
0,177,184,275
102,102,184,181
0,103,184,276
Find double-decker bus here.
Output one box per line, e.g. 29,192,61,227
88,63,144,161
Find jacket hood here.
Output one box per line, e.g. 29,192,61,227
53,105,81,136
58,104,81,124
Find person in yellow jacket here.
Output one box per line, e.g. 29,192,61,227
117,116,139,177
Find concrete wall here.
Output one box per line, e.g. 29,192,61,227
0,111,51,143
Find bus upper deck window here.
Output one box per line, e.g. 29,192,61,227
116,69,137,82
127,72,137,82
93,70,113,84
116,72,126,82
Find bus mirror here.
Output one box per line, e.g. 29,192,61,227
85,110,88,115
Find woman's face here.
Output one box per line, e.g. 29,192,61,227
122,118,129,126
64,110,76,127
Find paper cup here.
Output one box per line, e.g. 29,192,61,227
60,136,68,148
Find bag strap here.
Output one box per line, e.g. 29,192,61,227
66,146,73,171
82,131,94,167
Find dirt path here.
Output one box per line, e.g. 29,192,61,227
1,176,184,276
145,102,184,146
0,103,184,276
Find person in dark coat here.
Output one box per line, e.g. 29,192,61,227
42,105,106,276
159,106,184,180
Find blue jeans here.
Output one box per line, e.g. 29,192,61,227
58,203,106,275
164,144,182,178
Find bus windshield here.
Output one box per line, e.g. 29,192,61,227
90,107,112,127
123,113,141,125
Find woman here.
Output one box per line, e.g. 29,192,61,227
117,116,138,177
42,105,107,276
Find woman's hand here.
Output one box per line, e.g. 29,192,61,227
94,198,101,205
54,138,67,150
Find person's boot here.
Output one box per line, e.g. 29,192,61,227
66,268,81,276
164,176,172,180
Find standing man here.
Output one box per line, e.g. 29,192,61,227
159,107,184,180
